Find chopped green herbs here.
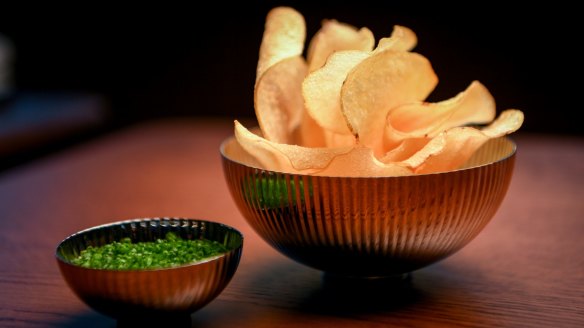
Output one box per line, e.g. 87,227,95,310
71,232,228,270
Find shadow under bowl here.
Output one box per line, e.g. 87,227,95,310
55,217,243,319
221,137,515,278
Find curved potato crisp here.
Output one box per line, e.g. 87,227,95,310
234,7,525,177
380,138,430,163
223,134,264,168
303,50,370,135
402,109,524,173
384,81,495,150
341,50,438,156
256,7,306,82
307,19,375,73
234,121,355,173
294,111,327,147
322,130,357,148
255,56,307,144
235,121,410,177
234,120,288,170
375,25,417,52
481,109,524,137
318,146,413,177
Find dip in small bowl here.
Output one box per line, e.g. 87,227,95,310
55,217,243,320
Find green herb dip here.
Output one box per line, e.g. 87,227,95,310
71,232,228,270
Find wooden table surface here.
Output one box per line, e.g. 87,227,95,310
1,118,583,327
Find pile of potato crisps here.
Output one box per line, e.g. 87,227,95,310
232,7,524,177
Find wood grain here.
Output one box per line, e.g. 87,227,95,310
1,119,582,327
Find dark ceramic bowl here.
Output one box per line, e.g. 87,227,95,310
56,217,243,319
221,137,515,278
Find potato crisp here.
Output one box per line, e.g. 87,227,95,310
233,7,524,176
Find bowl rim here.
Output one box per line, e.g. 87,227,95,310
219,135,517,178
55,217,244,272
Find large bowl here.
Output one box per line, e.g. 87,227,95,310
55,217,243,319
221,137,515,278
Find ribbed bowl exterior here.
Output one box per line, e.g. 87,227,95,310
56,218,243,318
221,137,515,278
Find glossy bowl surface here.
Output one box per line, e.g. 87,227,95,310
221,137,515,278
56,217,243,318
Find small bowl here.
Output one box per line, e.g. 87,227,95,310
221,136,515,278
55,217,243,319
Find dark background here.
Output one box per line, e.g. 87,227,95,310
0,1,581,135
